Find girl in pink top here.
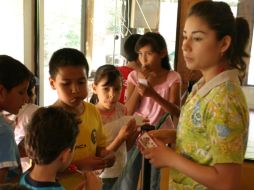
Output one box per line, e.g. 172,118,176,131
124,32,181,190
126,32,181,128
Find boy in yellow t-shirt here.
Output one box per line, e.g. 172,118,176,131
49,48,115,190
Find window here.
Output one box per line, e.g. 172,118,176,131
42,0,82,106
0,0,24,62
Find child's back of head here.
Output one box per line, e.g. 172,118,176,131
49,48,89,78
123,34,142,62
0,55,31,91
25,106,79,165
0,55,32,115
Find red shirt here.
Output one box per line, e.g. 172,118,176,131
117,66,134,104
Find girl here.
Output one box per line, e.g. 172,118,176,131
90,64,138,190
124,32,182,190
142,1,249,189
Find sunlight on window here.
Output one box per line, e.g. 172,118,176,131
43,0,81,106
0,0,24,62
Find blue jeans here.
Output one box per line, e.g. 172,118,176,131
102,177,118,190
120,146,160,190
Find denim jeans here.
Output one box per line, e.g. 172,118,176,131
102,177,118,190
120,146,160,190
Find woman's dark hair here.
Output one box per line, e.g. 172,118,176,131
188,1,250,81
0,55,32,91
123,34,142,61
90,64,122,104
25,107,79,165
135,32,171,70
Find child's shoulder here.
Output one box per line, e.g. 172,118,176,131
166,70,181,82
115,102,127,114
82,101,100,116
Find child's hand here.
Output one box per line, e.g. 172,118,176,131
76,156,108,171
137,82,157,98
119,118,137,140
98,149,116,168
75,171,102,190
148,128,176,144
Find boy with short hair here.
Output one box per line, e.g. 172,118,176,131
0,55,32,183
49,48,115,189
19,106,79,190
118,34,141,104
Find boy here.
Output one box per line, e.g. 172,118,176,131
117,34,141,104
48,48,115,189
0,55,32,183
19,107,79,190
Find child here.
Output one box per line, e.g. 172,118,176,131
48,48,115,190
14,74,39,145
117,34,141,104
90,64,138,190
141,1,249,189
0,55,32,183
16,75,39,172
19,107,79,190
124,32,182,190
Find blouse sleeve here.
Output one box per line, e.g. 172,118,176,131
205,87,248,164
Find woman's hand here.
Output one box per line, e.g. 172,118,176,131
141,138,174,168
148,128,176,144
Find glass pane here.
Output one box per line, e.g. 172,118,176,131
248,32,254,85
43,0,82,106
91,0,123,72
159,0,178,70
0,0,24,62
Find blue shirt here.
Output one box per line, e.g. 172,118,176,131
0,114,21,182
20,172,65,190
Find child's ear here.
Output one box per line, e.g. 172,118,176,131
49,77,56,90
59,148,72,164
160,48,168,59
0,84,7,102
92,83,97,94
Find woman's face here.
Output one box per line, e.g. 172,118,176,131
182,15,224,72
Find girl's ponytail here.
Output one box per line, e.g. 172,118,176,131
230,17,250,81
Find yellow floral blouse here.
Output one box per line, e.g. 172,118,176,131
170,70,249,190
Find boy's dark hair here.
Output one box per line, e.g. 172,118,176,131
135,32,171,70
25,107,79,165
27,74,38,98
90,64,121,104
123,34,142,61
0,55,32,91
188,1,250,81
0,184,30,190
49,48,89,78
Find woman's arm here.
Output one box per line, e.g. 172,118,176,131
148,128,176,144
143,140,241,190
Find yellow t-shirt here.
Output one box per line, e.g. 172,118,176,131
60,102,107,190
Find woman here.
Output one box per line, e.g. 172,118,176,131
141,1,249,189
